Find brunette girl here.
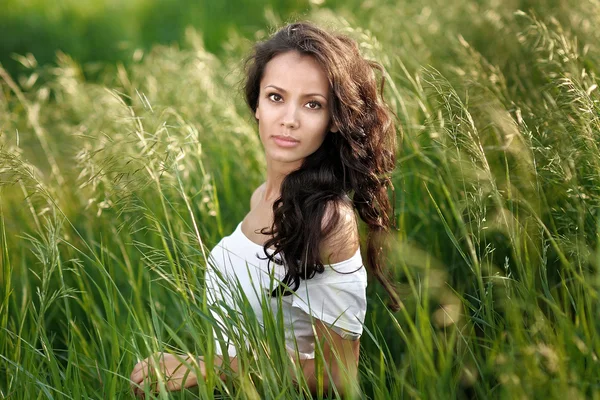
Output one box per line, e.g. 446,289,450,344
131,21,399,397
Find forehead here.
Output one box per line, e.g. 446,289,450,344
261,51,330,93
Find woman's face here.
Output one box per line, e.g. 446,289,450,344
255,51,337,169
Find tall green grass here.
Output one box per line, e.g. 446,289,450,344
1,1,600,398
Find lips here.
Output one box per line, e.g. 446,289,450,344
272,135,300,148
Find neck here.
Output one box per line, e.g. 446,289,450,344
263,158,302,202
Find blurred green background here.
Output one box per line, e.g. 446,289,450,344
0,0,368,79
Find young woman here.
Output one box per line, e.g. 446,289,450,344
130,21,399,397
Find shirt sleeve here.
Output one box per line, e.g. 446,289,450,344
290,262,367,338
205,265,239,358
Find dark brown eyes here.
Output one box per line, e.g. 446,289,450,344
267,93,322,110
268,93,283,102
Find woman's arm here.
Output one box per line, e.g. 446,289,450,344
293,319,360,396
212,321,359,397
131,321,360,398
130,352,205,396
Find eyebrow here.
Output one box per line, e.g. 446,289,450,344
264,85,328,101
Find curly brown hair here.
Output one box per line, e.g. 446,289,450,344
244,22,401,311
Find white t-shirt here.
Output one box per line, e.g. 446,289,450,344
206,221,367,360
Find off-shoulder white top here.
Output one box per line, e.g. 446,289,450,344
206,221,367,360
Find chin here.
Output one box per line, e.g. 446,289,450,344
268,152,305,164
263,144,321,165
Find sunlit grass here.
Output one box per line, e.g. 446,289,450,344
1,1,600,398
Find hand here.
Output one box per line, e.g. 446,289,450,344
130,352,204,398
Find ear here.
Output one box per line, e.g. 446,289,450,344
330,123,338,133
255,106,259,120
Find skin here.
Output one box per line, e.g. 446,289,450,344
131,50,361,397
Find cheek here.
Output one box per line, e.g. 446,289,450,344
256,119,276,148
307,116,331,139
256,104,278,127
255,109,269,136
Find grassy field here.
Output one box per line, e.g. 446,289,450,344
1,0,600,398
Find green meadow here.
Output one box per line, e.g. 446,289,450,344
1,0,599,398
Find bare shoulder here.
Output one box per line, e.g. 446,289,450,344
250,182,266,210
320,199,360,264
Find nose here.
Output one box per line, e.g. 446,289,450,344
281,104,299,129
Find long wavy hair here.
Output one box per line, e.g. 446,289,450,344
244,22,401,311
